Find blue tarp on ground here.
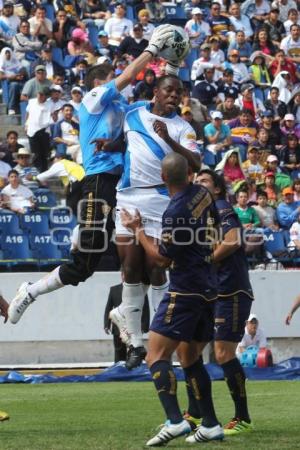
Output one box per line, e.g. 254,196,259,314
1,358,300,384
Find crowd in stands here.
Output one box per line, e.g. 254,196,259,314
1,0,300,267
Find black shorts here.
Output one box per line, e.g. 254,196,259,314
214,293,253,343
59,172,119,286
150,292,215,343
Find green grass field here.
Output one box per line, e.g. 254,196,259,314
0,380,299,450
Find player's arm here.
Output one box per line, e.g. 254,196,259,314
285,295,300,325
121,209,171,268
153,121,201,172
115,25,175,92
213,227,241,263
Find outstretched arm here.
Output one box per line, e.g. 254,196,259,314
285,295,300,325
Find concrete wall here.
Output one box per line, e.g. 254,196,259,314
1,271,300,365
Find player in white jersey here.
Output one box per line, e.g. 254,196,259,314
110,75,201,369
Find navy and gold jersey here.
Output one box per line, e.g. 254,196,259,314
159,183,219,299
216,199,254,299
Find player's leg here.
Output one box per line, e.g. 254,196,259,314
145,253,169,312
8,173,118,324
145,331,191,447
214,294,253,435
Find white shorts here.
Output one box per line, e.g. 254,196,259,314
115,187,170,238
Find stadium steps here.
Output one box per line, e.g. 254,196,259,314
0,111,21,125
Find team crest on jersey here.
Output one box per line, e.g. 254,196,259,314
92,92,97,97
161,232,173,244
186,133,196,140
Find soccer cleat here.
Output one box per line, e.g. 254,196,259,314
183,411,202,430
0,410,9,421
186,424,224,443
8,282,35,324
146,420,191,446
125,345,147,370
109,307,131,346
223,418,253,436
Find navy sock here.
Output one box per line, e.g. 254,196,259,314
221,358,250,423
184,357,218,428
149,360,183,424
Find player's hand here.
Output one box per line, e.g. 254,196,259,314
153,120,170,141
121,208,142,232
0,296,9,323
145,25,174,56
104,327,111,335
90,138,112,154
285,313,293,325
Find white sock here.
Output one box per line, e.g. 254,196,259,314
122,282,144,347
142,283,150,295
151,281,169,311
27,267,64,299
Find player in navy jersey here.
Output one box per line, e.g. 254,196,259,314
121,153,223,446
110,75,201,370
179,169,254,437
8,25,175,325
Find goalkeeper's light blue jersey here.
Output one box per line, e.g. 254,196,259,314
79,79,145,176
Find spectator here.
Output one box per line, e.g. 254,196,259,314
52,104,81,164
263,171,279,206
228,30,252,64
1,169,35,214
289,214,300,251
35,150,84,216
184,7,210,49
272,71,293,105
287,89,300,122
46,84,65,120
228,108,259,160
280,113,300,141
264,86,287,123
276,186,300,229
0,46,27,115
69,86,83,115
207,2,230,47
236,314,267,354
283,8,300,34
133,69,156,101
67,28,93,57
30,44,65,79
242,145,264,183
28,5,53,45
252,27,277,59
235,83,265,118
137,9,155,41
21,64,52,101
69,58,88,89
12,20,42,74
280,134,300,176
259,110,280,148
81,0,109,30
293,179,300,201
280,24,300,63
272,0,297,23
264,7,285,47
191,43,216,82
209,36,225,69
246,0,271,31
53,9,85,49
116,23,148,61
0,1,20,35
14,147,39,190
234,190,261,229
0,130,23,167
95,30,116,62
56,0,81,20
25,86,52,172
229,3,253,39
249,52,271,102
215,148,245,186
181,106,203,140
104,3,133,49
256,128,273,163
217,94,240,121
0,157,11,189
204,110,231,159
223,49,250,85
269,49,299,85
192,67,219,110
217,68,240,101
253,190,278,229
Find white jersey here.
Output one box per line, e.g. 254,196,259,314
117,104,198,190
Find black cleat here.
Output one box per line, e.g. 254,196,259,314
125,345,147,370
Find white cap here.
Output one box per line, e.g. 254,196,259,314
247,313,258,322
284,113,295,121
192,7,203,14
211,111,223,120
97,56,110,65
71,86,83,94
50,84,63,92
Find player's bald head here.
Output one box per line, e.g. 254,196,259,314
162,153,188,185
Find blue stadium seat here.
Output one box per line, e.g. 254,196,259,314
179,67,190,83
203,149,216,167
126,5,135,21
19,212,50,235
52,47,64,67
263,230,290,261
34,188,57,209
29,234,68,265
49,207,77,230
1,80,9,105
1,234,35,265
185,48,199,71
20,101,28,126
44,3,55,21
51,228,72,258
0,211,22,235
87,24,99,49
